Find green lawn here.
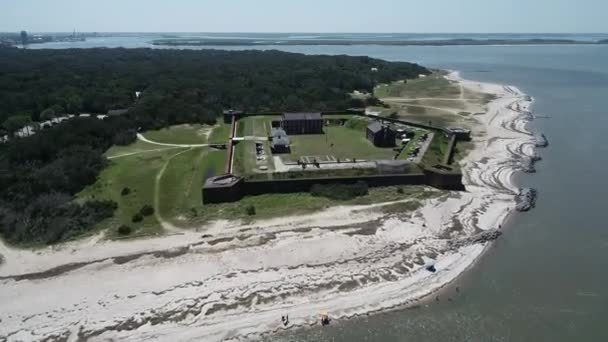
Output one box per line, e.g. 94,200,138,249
421,132,451,167
375,73,461,99
78,148,187,237
236,115,275,137
105,140,174,158
159,147,226,224
190,185,442,224
208,122,231,144
289,125,395,161
142,124,211,145
78,142,227,238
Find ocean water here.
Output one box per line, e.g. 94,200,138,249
29,36,608,341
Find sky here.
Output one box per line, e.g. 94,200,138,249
1,0,607,33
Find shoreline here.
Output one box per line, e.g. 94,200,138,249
0,73,538,341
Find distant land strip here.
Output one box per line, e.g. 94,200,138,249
153,38,608,46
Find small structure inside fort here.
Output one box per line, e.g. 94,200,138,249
270,128,290,154
366,121,397,147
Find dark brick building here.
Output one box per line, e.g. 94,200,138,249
367,122,397,147
281,112,323,135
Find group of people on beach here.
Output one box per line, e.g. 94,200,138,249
280,313,331,327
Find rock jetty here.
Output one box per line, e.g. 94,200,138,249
516,188,537,211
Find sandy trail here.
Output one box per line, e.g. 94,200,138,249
137,133,210,147
107,147,182,160
153,148,197,233
379,99,461,115
0,73,538,342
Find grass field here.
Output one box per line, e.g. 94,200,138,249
105,140,177,158
208,122,231,144
142,124,211,145
79,143,227,238
78,148,184,237
236,115,275,137
190,185,442,224
289,125,395,161
420,132,451,167
159,148,226,224
375,73,461,99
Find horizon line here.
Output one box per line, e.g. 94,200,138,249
2,31,608,35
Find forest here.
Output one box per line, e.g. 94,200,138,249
0,47,429,245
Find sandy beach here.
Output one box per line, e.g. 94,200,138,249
0,73,537,342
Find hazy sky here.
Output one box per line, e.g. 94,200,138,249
1,0,606,33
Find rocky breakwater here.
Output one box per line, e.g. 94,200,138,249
522,152,542,173
535,133,549,148
516,188,537,212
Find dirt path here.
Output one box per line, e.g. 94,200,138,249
383,100,461,115
154,147,197,232
137,133,210,147
107,147,182,159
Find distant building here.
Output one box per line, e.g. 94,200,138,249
223,109,243,123
281,112,323,135
367,122,397,147
270,128,290,154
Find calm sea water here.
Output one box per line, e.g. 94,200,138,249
31,36,608,341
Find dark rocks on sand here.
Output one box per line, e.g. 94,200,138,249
522,153,541,173
516,188,537,212
535,133,548,147
450,229,502,248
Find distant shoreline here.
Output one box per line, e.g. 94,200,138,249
152,38,608,47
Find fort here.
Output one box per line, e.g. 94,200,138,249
204,109,470,204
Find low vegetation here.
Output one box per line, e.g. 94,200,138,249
142,124,209,145
374,73,460,99
310,181,369,201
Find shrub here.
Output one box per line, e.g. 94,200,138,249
397,187,405,194
132,213,143,223
121,187,131,196
117,225,132,235
246,205,256,216
389,112,399,119
140,205,155,216
310,181,369,201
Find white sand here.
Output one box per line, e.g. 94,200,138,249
0,73,537,341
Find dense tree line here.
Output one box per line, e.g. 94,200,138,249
0,47,429,244
0,117,135,245
0,47,428,127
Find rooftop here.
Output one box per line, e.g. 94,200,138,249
283,112,322,121
204,174,242,188
271,128,290,146
367,121,392,134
